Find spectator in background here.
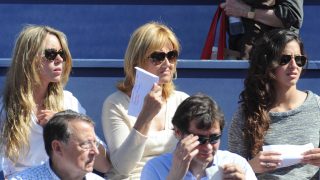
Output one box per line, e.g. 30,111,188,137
221,0,303,59
9,110,104,180
0,25,110,178
228,29,320,179
101,22,189,179
141,94,256,180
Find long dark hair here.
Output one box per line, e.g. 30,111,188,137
240,29,306,157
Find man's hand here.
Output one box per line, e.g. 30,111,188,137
167,134,199,180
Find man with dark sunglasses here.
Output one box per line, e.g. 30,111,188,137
141,94,256,180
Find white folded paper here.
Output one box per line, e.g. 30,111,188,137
206,165,223,180
128,67,159,117
262,143,314,168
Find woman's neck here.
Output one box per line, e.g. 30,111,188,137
271,86,306,112
33,83,48,106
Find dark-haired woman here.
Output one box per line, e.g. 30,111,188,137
228,29,320,179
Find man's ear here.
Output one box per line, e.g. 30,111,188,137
173,126,183,140
52,140,64,156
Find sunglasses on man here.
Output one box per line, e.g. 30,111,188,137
279,54,307,67
185,130,221,145
44,49,66,61
148,50,178,65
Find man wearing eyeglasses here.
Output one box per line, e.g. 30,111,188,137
8,110,105,180
141,94,256,180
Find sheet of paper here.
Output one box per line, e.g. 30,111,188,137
206,165,223,180
263,143,314,168
128,67,159,117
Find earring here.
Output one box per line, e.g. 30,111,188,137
174,128,183,140
173,71,177,80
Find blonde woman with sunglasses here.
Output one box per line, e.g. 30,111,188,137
101,22,189,179
0,25,110,178
228,29,320,179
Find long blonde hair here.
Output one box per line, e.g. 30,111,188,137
117,22,180,99
0,25,72,162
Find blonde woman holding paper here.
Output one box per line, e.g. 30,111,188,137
101,22,188,179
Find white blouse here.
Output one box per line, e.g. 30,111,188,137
0,90,86,177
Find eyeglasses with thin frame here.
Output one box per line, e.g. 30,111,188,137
79,140,100,151
279,54,307,67
185,130,221,145
148,50,178,65
44,48,66,61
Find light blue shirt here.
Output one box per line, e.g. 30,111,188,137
8,160,104,180
141,150,257,180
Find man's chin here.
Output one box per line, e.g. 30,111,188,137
194,155,213,165
84,166,94,173
84,161,95,172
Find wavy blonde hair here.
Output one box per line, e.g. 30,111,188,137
117,22,180,99
0,25,72,162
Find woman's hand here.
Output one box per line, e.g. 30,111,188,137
140,83,163,119
37,109,56,127
167,134,200,180
248,151,282,173
134,83,163,135
223,164,245,180
302,148,320,167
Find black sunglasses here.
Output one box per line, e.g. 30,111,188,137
185,130,221,145
279,54,307,67
44,49,66,61
148,50,178,65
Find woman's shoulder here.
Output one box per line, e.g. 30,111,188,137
173,90,189,96
305,90,319,98
63,90,76,98
305,90,320,106
62,90,86,113
230,104,246,125
103,90,129,105
63,90,81,103
301,90,320,104
233,104,244,116
167,90,189,106
171,90,189,101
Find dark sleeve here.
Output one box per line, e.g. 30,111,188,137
274,0,304,30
